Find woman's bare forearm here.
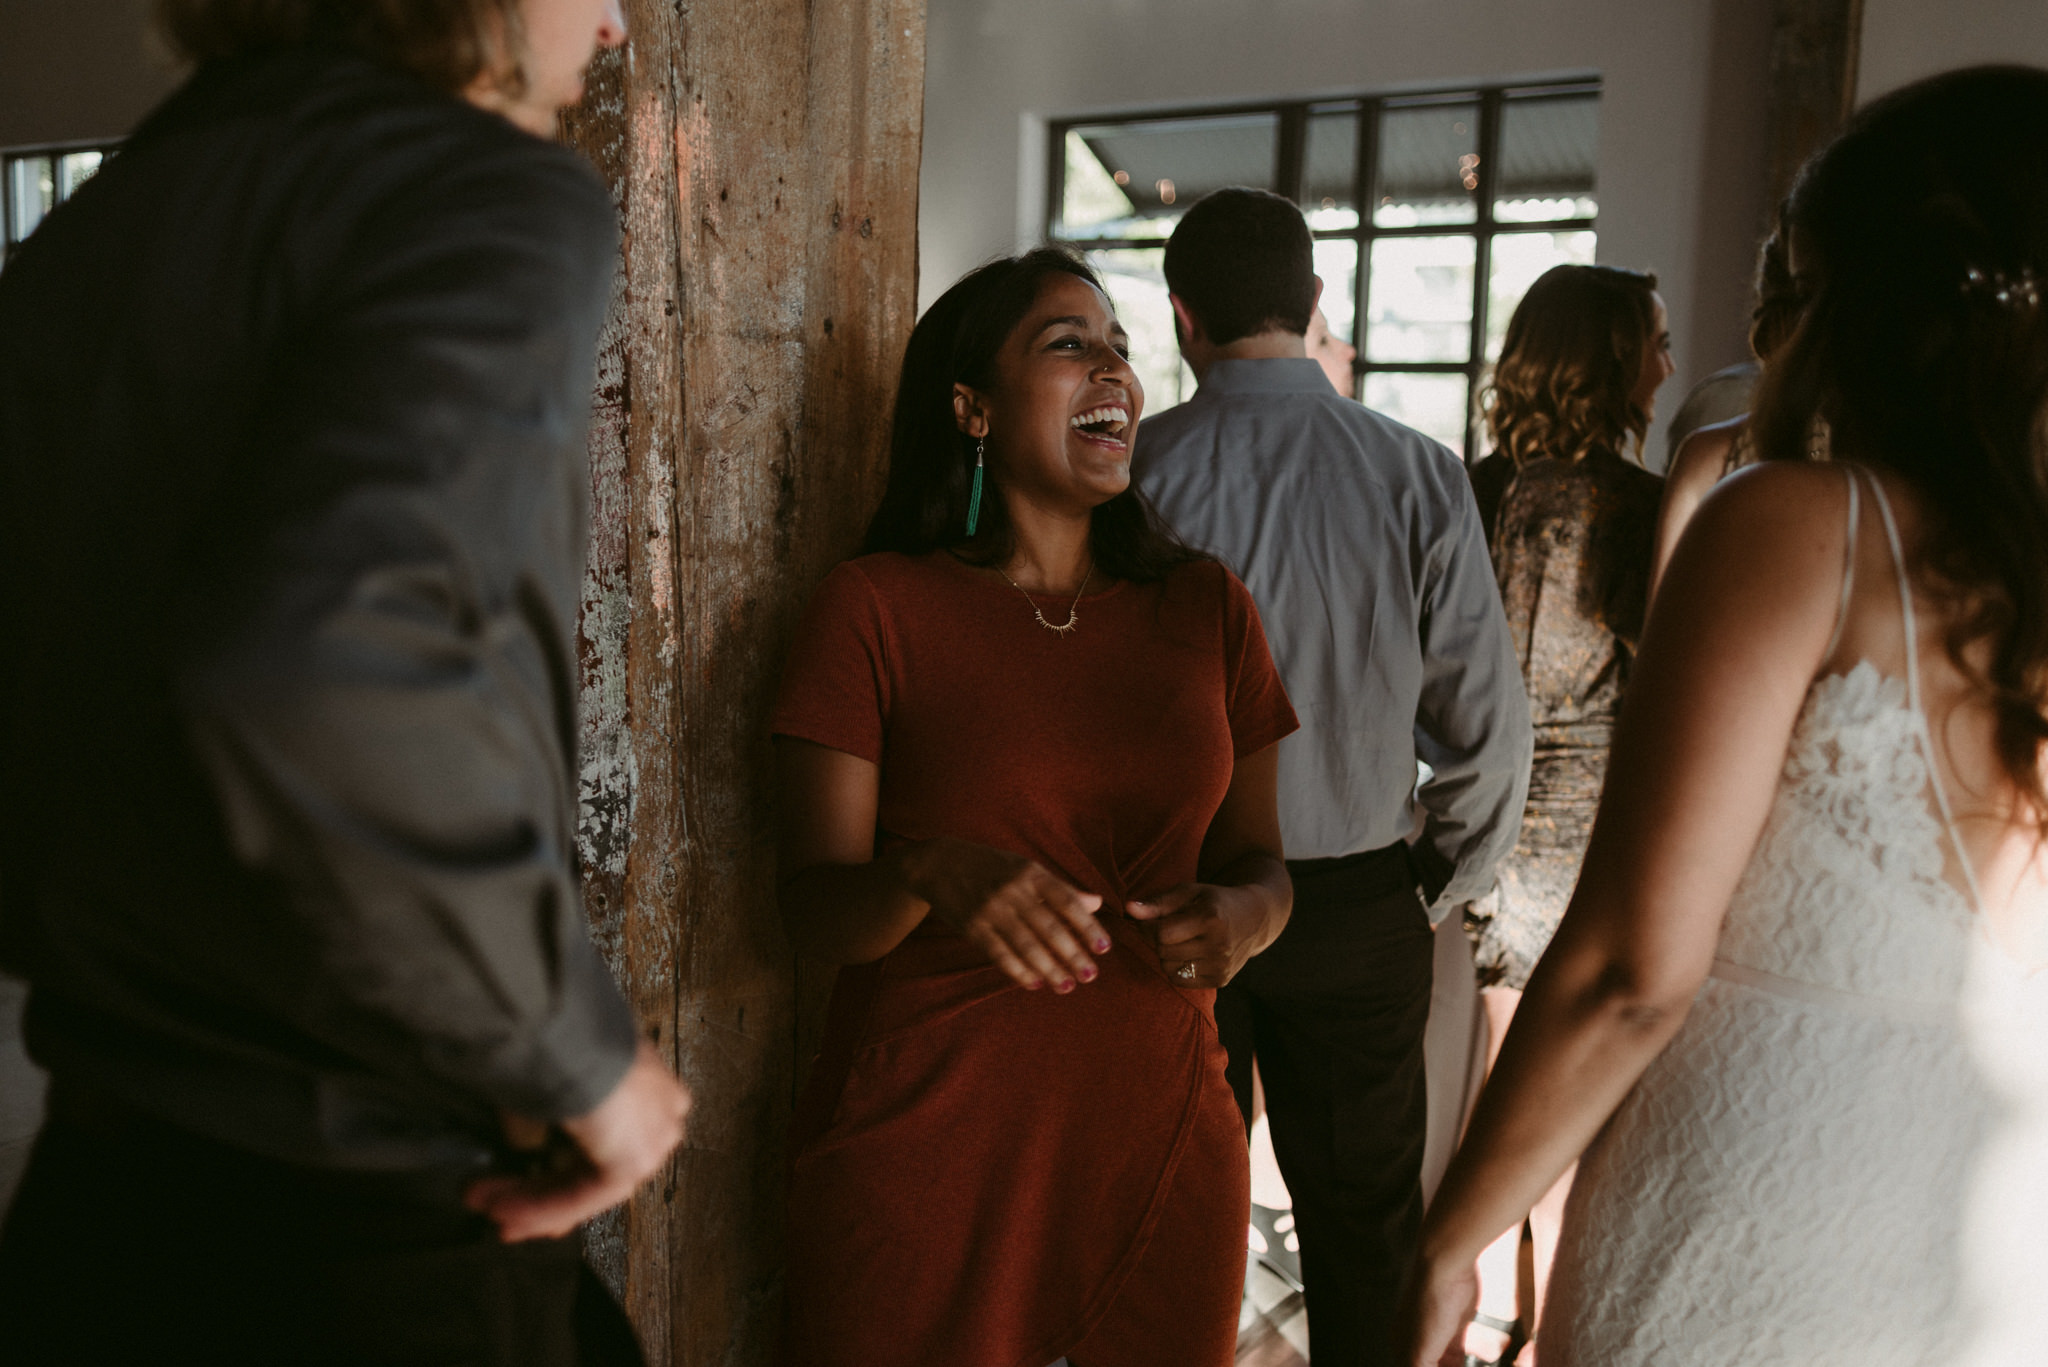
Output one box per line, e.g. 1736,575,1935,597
1419,943,1694,1266
1204,850,1293,955
778,845,932,965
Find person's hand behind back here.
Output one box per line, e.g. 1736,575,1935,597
465,1040,692,1242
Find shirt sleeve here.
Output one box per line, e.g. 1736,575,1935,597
1412,475,1534,915
1219,566,1301,759
176,140,639,1122
771,561,894,764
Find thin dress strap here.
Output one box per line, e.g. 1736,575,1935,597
1823,464,1860,664
1860,466,1988,915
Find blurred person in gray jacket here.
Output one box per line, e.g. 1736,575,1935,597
0,1,687,1362
1135,188,1530,1367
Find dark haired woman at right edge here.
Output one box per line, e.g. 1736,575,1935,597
1402,66,2048,1366
772,249,1297,1367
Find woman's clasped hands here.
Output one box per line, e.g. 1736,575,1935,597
900,836,1274,993
901,836,1111,992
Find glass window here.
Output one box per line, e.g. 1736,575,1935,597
1364,372,1471,452
1365,235,1475,363
58,151,104,199
1313,237,1359,345
1303,107,1360,230
1493,93,1599,224
1084,247,1193,414
8,156,55,245
1057,112,1278,242
1048,83,1599,452
1485,229,1600,360
1374,102,1479,228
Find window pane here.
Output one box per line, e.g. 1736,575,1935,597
1314,237,1359,345
1084,247,1193,416
7,156,56,244
58,150,105,199
1364,372,1471,453
1304,106,1360,229
1057,113,1279,241
1365,234,1475,363
1485,229,1600,360
1374,102,1479,227
1494,93,1599,223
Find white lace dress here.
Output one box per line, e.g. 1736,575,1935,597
1542,469,2048,1365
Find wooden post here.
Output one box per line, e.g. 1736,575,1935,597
559,2,925,1361
1765,0,1865,203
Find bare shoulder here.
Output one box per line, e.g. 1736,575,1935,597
1656,461,1853,651
1665,418,1743,496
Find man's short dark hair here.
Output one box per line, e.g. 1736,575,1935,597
1163,188,1316,345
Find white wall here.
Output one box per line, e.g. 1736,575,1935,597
918,0,1779,468
0,0,181,148
1858,0,2048,105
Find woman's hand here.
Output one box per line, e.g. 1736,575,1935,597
1127,882,1279,987
899,836,1110,992
1395,1255,1481,1367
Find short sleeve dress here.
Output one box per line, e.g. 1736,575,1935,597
772,551,1297,1367
1465,448,1662,990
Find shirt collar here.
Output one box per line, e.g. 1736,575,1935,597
1193,357,1335,398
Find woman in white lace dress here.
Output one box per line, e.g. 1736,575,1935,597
1400,66,2048,1367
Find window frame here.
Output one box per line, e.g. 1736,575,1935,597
2,139,123,269
1045,79,1601,461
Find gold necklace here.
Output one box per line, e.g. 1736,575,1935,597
998,564,1091,636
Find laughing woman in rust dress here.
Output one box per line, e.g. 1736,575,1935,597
771,249,1298,1367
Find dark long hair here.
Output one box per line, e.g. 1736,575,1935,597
1483,264,1661,466
157,0,528,96
1754,65,2048,827
863,248,1202,584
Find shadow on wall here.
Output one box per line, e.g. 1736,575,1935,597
0,975,48,1218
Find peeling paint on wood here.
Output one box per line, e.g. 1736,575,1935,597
561,2,925,1361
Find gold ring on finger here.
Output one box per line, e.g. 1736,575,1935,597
1175,962,1197,982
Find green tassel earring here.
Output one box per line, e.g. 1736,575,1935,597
965,438,986,536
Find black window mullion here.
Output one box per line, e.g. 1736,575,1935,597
1358,361,1471,375
1045,120,1070,242
1351,99,1380,398
1465,89,1505,462
1276,104,1308,206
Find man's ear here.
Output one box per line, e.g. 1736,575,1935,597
952,383,990,439
1310,274,1325,314
1169,293,1202,351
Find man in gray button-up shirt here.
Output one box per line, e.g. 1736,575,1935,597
1135,189,1529,1366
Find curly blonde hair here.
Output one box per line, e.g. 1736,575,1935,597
157,0,528,98
1483,264,1660,466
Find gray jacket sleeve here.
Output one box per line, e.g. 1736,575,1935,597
176,145,638,1121
1410,476,1533,918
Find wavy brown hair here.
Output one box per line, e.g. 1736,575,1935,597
1483,264,1660,466
156,0,527,97
1754,66,2048,831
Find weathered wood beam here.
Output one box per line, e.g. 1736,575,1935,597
560,2,925,1361
1765,0,1865,203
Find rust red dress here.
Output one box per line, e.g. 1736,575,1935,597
771,552,1297,1367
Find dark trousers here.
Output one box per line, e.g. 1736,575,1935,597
1217,843,1436,1367
0,1103,645,1366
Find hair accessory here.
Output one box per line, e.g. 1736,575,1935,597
965,439,986,537
1962,265,2041,309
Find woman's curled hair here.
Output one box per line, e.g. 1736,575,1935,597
864,247,1202,585
1484,263,1660,466
1753,65,2048,832
156,0,528,97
